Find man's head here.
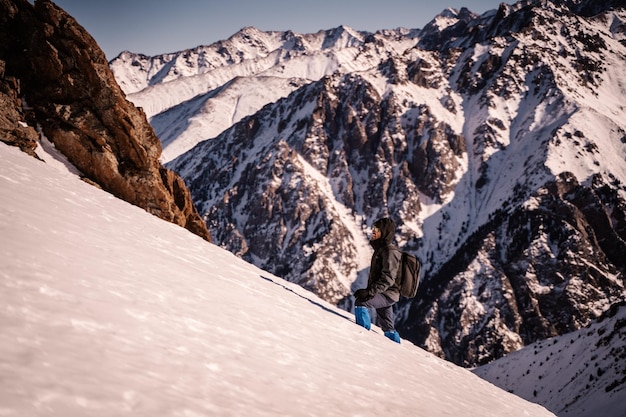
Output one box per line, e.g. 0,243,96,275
372,217,395,243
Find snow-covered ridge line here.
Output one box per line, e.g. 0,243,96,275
111,25,420,161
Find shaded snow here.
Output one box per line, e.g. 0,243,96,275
474,304,626,417
0,142,555,416
151,76,309,162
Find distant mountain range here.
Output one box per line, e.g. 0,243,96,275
111,25,419,162
110,0,626,372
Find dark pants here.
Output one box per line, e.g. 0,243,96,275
355,293,396,331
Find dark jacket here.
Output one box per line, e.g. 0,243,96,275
366,218,401,302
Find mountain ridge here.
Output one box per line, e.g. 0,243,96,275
110,24,420,160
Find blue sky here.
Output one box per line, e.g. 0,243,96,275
52,0,508,59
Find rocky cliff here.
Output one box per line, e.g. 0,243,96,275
0,0,209,241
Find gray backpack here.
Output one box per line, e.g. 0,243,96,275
398,251,421,298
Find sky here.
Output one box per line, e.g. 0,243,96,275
0,140,556,416
50,0,508,59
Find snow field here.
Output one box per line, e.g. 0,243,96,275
0,142,555,416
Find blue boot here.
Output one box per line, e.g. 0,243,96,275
354,306,371,330
384,330,401,343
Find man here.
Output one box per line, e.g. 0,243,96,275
353,217,402,343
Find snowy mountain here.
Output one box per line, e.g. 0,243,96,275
0,142,557,417
111,0,626,371
474,301,626,417
110,25,419,162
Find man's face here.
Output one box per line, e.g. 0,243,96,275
372,226,381,240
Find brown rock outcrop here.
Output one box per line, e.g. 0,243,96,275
0,0,210,241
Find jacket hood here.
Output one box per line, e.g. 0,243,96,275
373,217,395,245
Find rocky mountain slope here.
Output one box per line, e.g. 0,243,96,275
111,0,626,370
396,0,626,366
0,0,209,241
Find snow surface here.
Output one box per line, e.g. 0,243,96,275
150,76,309,162
474,304,626,417
0,141,556,416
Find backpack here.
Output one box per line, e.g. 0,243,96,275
397,251,421,298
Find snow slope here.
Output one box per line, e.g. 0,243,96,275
474,303,626,417
0,142,556,416
150,76,310,163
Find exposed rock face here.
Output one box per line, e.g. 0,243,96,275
0,0,209,241
0,60,40,158
168,73,467,305
402,173,626,366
